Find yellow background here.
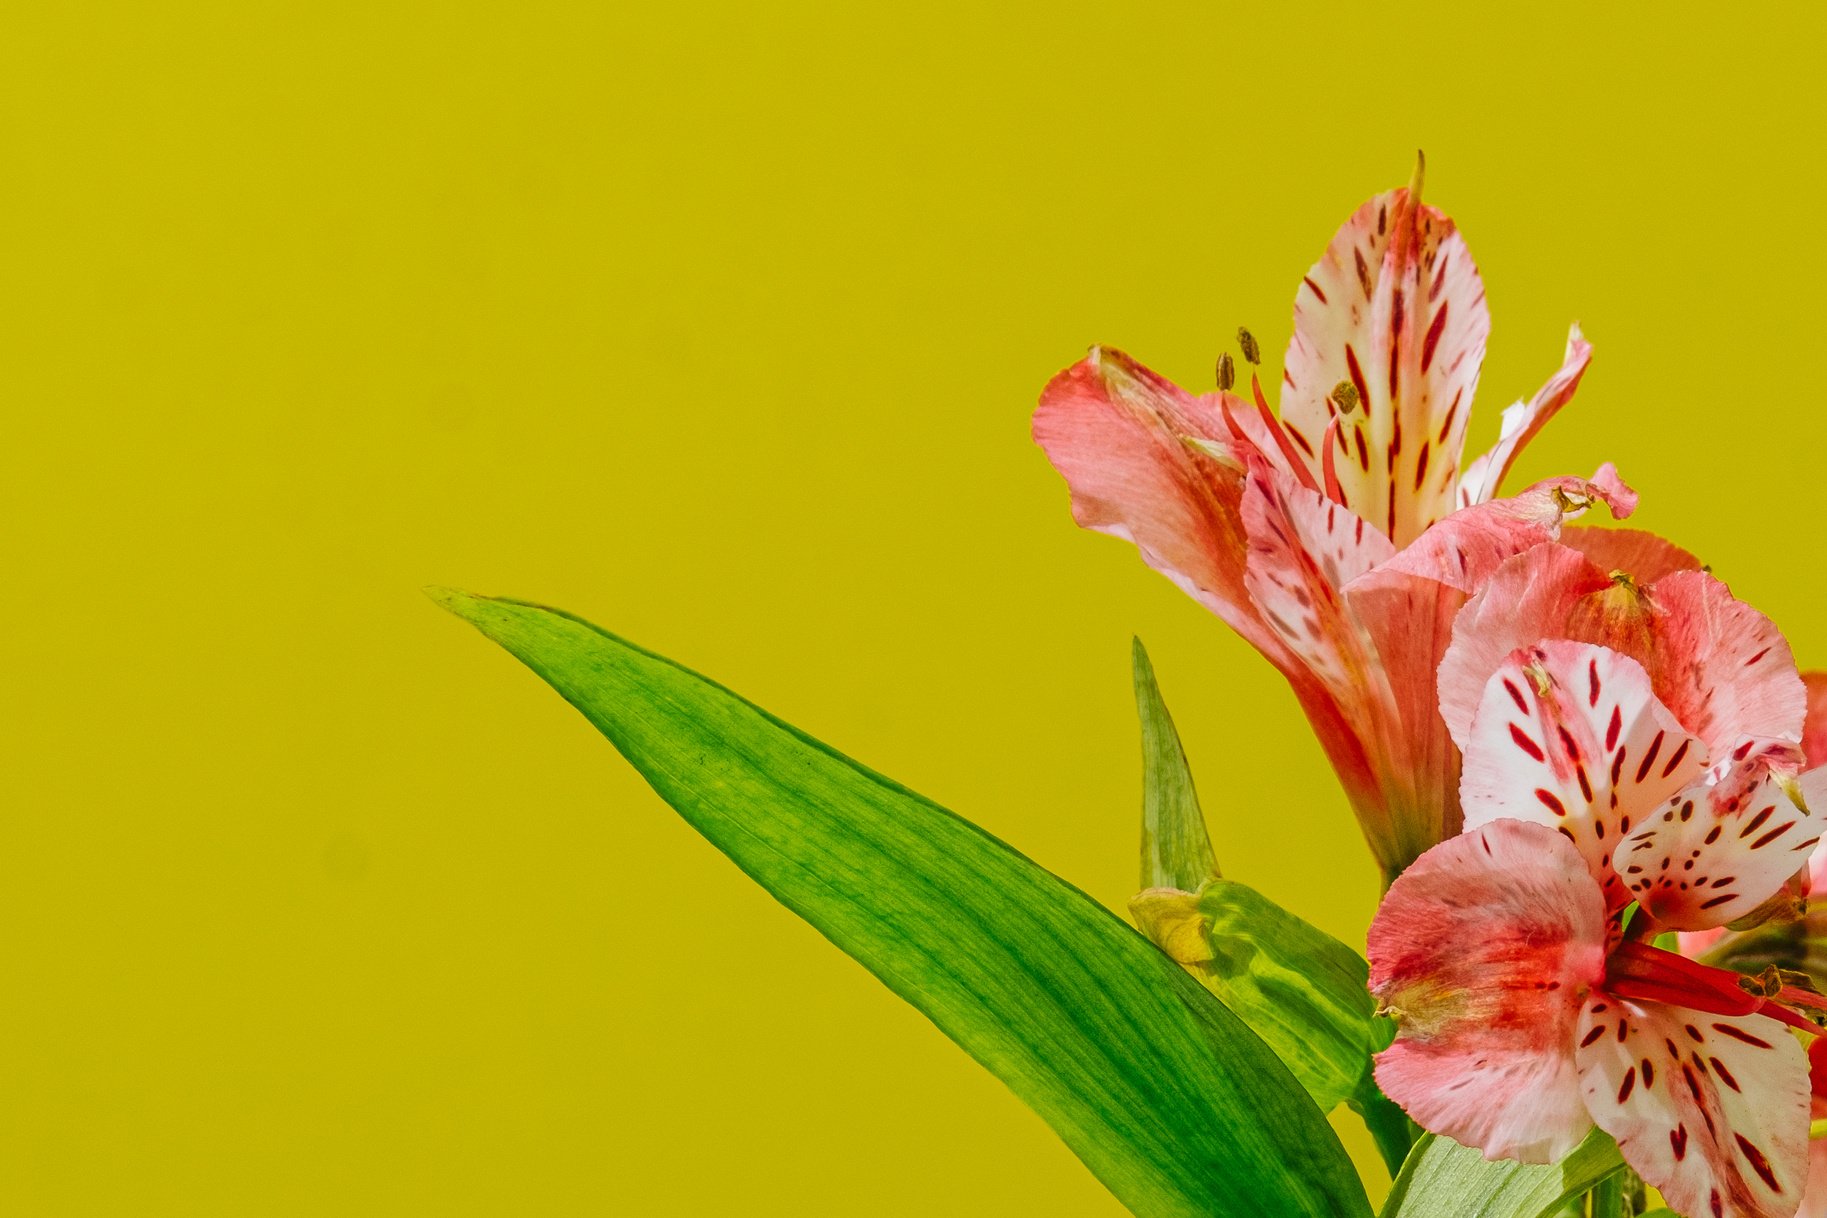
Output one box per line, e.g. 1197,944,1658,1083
9,2,1827,1213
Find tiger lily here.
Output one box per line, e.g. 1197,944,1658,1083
1370,639,1825,1218
1034,163,1620,881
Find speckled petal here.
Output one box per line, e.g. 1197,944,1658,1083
1460,641,1707,910
1280,182,1490,546
1369,820,1607,1163
1576,997,1809,1218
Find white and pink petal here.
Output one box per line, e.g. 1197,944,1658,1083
1368,820,1607,1163
1242,463,1395,697
1279,182,1491,546
1460,641,1707,910
1618,744,1819,931
1576,997,1809,1218
1437,542,1617,751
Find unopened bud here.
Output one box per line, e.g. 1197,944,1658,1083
1329,380,1359,415
1216,352,1236,392
1236,327,1261,366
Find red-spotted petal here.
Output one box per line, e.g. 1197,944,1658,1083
1242,463,1395,697
1033,347,1287,662
1461,641,1707,910
1575,997,1809,1218
1033,346,1415,876
1458,325,1593,506
1280,184,1490,547
1238,465,1454,873
1646,572,1807,759
1369,820,1607,1162
1437,543,1617,751
1618,744,1820,930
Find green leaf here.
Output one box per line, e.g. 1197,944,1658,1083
1588,1170,1628,1218
1379,1129,1624,1218
1131,638,1217,892
433,590,1371,1218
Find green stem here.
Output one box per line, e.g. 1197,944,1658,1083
1589,1169,1625,1218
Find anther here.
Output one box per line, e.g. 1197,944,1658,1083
1329,380,1360,415
1236,327,1261,366
1738,968,1784,999
1216,352,1236,392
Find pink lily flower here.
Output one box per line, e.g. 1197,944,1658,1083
1371,639,1826,1218
1034,167,1621,881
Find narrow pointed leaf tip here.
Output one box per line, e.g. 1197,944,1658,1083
1132,638,1218,892
423,584,475,612
435,592,1370,1218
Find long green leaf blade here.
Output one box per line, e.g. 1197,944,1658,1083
433,590,1370,1218
1379,1130,1623,1218
1132,638,1217,892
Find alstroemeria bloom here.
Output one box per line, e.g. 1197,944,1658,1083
1034,170,1614,880
1371,640,1827,1218
1683,677,1827,1218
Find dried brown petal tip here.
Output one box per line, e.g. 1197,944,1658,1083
1236,327,1261,366
1215,352,1236,391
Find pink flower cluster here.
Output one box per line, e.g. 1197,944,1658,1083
1034,173,1827,1218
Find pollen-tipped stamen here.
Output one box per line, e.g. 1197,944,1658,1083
1235,324,1320,494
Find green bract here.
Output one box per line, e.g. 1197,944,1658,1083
1132,638,1218,894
